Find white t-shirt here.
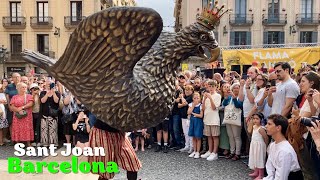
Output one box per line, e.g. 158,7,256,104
243,83,258,117
255,88,272,118
271,78,300,115
203,93,221,126
263,141,300,180
0,93,6,119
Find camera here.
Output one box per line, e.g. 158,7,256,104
300,116,320,127
270,79,276,87
78,104,87,112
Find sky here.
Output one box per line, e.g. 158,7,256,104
134,0,175,32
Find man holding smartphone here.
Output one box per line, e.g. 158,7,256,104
267,62,300,118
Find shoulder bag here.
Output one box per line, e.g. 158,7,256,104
15,95,28,119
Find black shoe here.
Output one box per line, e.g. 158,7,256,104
163,145,168,153
155,145,161,152
168,144,176,149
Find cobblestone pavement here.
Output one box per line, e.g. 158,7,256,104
0,145,250,180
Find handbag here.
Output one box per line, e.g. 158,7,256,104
222,98,242,127
49,105,59,117
15,95,28,119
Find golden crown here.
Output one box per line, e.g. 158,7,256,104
196,1,229,29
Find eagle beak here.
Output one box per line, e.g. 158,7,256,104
208,47,221,62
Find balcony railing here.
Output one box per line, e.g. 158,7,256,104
296,13,320,25
229,14,253,26
64,16,86,29
30,16,53,29
2,16,26,29
262,14,287,25
7,52,25,62
39,51,55,58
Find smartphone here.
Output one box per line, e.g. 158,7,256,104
270,79,276,86
241,74,248,80
50,83,55,89
266,83,271,89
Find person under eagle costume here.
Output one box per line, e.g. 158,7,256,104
22,2,228,180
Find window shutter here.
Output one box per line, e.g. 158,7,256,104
246,32,251,45
279,31,285,44
230,31,235,45
312,32,318,43
263,31,268,44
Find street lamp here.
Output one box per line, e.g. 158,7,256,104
0,46,8,78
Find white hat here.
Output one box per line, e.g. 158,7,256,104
29,83,39,90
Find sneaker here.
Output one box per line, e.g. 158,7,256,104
31,143,37,147
147,145,152,149
36,143,41,147
155,145,161,152
163,145,168,153
194,152,200,159
189,151,196,158
201,151,211,158
207,153,218,161
188,148,194,154
179,147,189,152
3,138,11,143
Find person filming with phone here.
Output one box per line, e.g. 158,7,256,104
287,71,320,180
39,77,61,147
267,62,300,118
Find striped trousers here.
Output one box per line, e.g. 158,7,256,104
40,115,58,146
88,127,141,179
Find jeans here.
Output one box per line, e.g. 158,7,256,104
88,112,97,128
172,114,183,147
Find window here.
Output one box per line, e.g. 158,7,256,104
263,31,285,44
268,0,280,21
71,1,82,22
230,31,251,45
202,0,214,8
301,0,313,20
37,34,49,55
10,2,21,22
10,34,22,55
235,0,247,22
300,31,317,43
37,2,49,22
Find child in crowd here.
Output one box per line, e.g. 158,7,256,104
134,129,147,152
72,111,91,149
248,113,269,180
188,92,204,159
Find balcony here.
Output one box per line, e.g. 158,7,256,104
2,16,26,29
30,16,53,29
262,14,287,26
64,16,86,29
39,51,55,58
229,14,253,26
7,52,25,63
296,13,320,25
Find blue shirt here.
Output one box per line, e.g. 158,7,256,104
5,83,18,100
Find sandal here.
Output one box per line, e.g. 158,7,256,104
232,154,240,161
225,154,234,159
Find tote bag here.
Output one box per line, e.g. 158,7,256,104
222,99,242,127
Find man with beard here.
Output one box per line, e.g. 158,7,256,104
193,77,202,92
267,62,300,118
